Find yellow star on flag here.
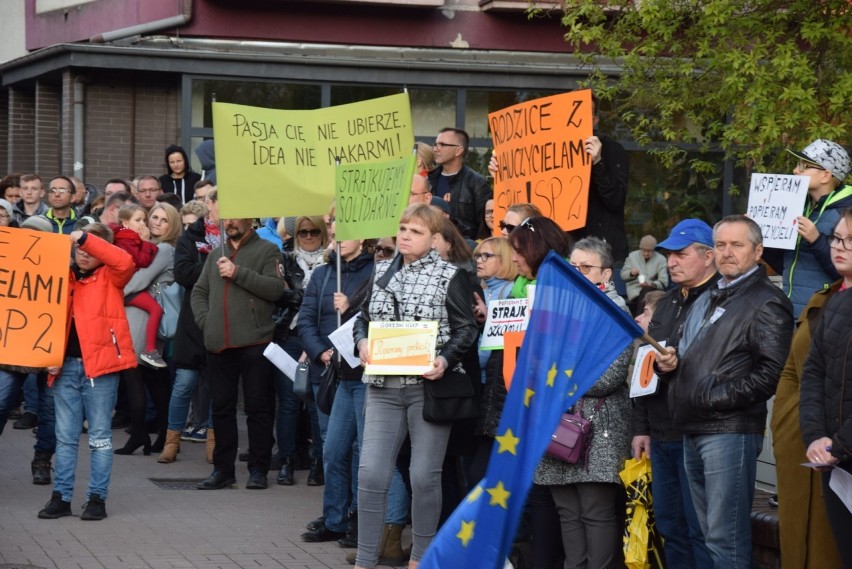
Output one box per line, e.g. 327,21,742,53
466,484,483,504
524,388,535,407
567,382,578,397
486,481,511,509
546,362,557,387
495,428,520,455
457,519,475,547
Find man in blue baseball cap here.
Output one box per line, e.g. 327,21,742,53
631,218,718,569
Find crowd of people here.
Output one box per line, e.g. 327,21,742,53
0,121,851,569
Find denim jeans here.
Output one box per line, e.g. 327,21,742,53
311,382,330,447
273,367,302,459
23,373,38,414
52,358,119,502
168,367,203,431
651,439,712,569
683,433,762,569
0,370,55,456
386,468,410,525
356,382,451,567
321,380,366,532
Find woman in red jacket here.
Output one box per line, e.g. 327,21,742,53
37,224,137,522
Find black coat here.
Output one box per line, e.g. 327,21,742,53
800,290,852,464
666,267,793,434
172,217,209,369
428,165,491,240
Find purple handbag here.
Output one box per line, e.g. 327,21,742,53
546,398,606,466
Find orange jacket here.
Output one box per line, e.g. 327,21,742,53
57,233,138,382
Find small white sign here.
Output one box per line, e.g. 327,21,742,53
746,173,809,250
630,341,666,398
263,342,299,382
480,298,532,351
327,313,362,370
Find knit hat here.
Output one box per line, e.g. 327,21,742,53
0,198,12,220
283,217,297,237
787,139,850,182
21,215,53,232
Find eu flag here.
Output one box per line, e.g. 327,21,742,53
420,252,643,569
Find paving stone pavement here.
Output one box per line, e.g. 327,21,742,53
0,420,393,569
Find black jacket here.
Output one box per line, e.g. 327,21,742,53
632,273,721,441
428,165,491,240
667,266,793,434
568,133,629,261
172,217,209,369
800,290,852,464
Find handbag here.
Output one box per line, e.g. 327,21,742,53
293,361,312,400
315,357,339,415
422,369,479,423
546,398,606,466
152,281,184,340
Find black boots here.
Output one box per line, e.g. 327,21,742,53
307,458,324,486
31,452,52,485
277,456,295,486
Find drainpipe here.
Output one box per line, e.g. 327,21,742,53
73,77,86,181
89,1,192,43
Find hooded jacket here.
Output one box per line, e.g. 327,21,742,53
666,266,793,434
59,233,138,382
12,199,48,226
159,144,202,204
195,140,216,185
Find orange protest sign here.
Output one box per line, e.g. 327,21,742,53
502,330,526,391
489,90,594,234
0,228,70,367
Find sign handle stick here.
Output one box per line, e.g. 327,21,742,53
641,333,667,355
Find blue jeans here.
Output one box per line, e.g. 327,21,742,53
167,367,206,431
0,370,55,455
273,367,302,458
683,433,762,569
322,380,366,532
386,468,410,525
651,439,712,569
52,359,119,502
23,373,38,414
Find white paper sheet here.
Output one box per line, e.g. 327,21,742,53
263,342,299,382
327,314,362,370
829,465,852,514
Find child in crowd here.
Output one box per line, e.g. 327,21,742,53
111,204,166,368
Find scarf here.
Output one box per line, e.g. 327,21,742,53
295,247,325,287
197,217,221,255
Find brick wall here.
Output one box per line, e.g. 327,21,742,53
83,70,180,188
35,80,61,178
0,91,8,175
8,87,36,174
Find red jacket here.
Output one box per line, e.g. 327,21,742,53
111,225,158,269
58,233,138,382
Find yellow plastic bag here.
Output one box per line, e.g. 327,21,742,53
619,456,665,569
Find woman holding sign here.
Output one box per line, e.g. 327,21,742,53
353,204,478,569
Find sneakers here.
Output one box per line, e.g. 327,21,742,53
14,411,38,429
180,425,196,441
139,349,167,368
81,494,107,521
186,427,207,443
38,492,72,519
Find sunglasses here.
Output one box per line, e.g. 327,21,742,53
797,160,825,172
376,246,396,258
473,252,497,262
499,221,517,232
298,228,322,238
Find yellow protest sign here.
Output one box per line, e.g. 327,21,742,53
335,155,416,241
0,228,70,367
489,90,593,233
213,93,414,219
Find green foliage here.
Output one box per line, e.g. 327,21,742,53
538,0,851,175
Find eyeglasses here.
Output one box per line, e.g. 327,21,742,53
797,160,825,172
829,234,852,251
484,209,494,218
433,142,460,149
518,217,536,232
473,252,497,262
375,246,396,258
570,262,603,275
499,221,517,233
298,228,322,238
48,188,71,195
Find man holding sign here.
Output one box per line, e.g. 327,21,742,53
764,139,852,316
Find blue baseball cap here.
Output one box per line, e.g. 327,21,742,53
656,219,714,251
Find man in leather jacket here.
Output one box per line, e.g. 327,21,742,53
428,127,491,240
656,215,793,569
